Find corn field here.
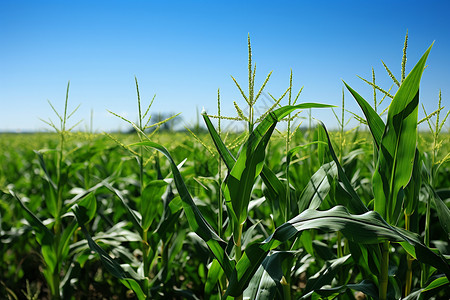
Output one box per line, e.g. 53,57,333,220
1,36,449,300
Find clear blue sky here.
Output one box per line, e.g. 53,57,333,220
1,0,449,132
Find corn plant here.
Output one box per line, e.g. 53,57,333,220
344,42,450,299
6,82,103,299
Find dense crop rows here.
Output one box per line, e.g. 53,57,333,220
1,36,449,299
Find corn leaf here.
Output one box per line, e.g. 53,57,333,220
203,112,287,225
404,148,421,216
72,204,147,299
226,206,450,296
429,184,450,239
343,81,385,148
373,44,432,224
243,251,295,300
298,161,336,212
403,276,449,299
132,140,235,277
304,254,353,293
141,180,167,231
205,259,224,298
223,104,335,228
319,122,368,214
300,280,378,299
12,191,57,274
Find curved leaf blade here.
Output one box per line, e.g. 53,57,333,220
373,44,432,224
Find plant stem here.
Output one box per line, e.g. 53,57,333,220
218,91,224,238
281,275,291,300
421,192,431,286
379,241,390,300
404,213,413,296
235,223,244,300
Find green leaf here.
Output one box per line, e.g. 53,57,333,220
287,141,328,213
343,81,385,148
104,182,143,235
132,141,235,277
72,204,147,299
298,161,336,213
141,180,167,231
243,251,295,300
57,220,78,264
205,259,224,298
305,254,353,293
372,44,432,225
319,122,368,214
403,276,449,299
76,193,97,225
226,206,450,296
404,148,421,216
202,113,236,170
12,190,57,273
300,280,378,299
223,104,335,231
430,185,450,239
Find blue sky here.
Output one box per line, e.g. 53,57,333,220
1,0,449,132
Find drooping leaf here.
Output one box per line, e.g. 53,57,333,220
299,280,378,300
132,141,234,277
226,206,450,296
403,275,449,300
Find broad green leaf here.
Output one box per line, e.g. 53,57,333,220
343,81,385,148
243,251,295,300
34,150,58,218
298,161,336,213
373,44,432,224
57,219,78,264
260,165,287,224
155,195,183,238
141,180,167,231
226,206,450,296
132,141,235,277
223,104,335,230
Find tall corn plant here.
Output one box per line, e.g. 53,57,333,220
344,43,450,298
73,78,188,299
8,82,95,299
